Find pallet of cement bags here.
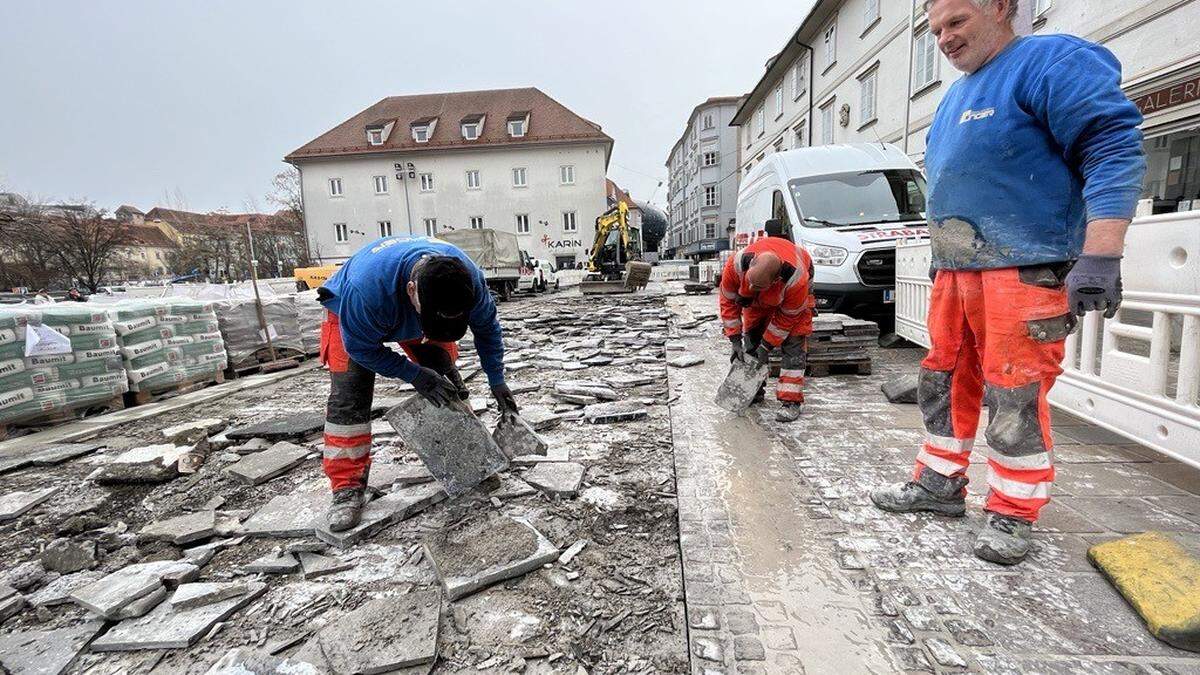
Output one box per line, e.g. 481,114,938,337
215,296,305,371
294,289,324,356
109,299,228,398
0,305,128,429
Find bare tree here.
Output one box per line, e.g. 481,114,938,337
0,196,68,290
50,208,131,292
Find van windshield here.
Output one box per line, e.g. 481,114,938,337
789,170,926,228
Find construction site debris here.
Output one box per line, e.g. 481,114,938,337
204,647,320,675
584,401,649,424
425,515,559,601
70,559,200,619
493,413,550,458
241,492,324,538
139,510,218,545
40,537,97,574
90,581,266,651
243,552,300,575
666,355,705,368
385,396,509,499
223,441,310,485
715,359,768,413
89,444,189,484
0,487,60,523
881,373,920,404
297,552,353,580
226,413,323,442
522,461,586,498
315,483,446,549
367,463,435,492
310,591,441,673
0,620,104,675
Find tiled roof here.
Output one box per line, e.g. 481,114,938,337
285,87,612,161
144,207,301,236
606,179,640,212
121,223,178,249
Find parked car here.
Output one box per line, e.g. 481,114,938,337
518,258,558,293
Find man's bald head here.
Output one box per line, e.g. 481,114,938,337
746,253,781,291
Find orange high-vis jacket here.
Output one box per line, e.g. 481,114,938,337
718,237,814,347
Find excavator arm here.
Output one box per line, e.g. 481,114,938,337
586,201,630,273
581,201,651,294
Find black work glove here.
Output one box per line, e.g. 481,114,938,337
729,334,746,363
491,383,519,415
412,366,459,407
753,343,772,365
445,368,470,401
1066,254,1123,319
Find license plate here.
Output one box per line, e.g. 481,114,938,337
883,290,895,304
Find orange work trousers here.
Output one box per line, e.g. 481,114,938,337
913,265,1075,522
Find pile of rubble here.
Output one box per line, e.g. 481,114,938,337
0,289,688,673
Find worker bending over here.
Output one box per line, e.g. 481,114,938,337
871,0,1145,564
317,237,517,531
719,236,814,422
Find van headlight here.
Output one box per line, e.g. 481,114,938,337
810,245,849,266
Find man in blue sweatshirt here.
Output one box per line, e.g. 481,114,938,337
316,236,516,531
870,0,1145,564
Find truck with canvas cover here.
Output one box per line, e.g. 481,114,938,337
437,229,528,301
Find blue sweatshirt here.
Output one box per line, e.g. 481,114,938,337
320,237,506,386
925,35,1146,270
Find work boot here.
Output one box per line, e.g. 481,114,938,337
869,468,967,517
775,403,804,422
752,384,766,404
327,487,365,532
974,511,1033,565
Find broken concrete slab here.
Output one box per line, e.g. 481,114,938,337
493,414,549,458
558,539,588,565
70,560,199,619
170,581,250,610
608,373,659,388
139,510,217,545
316,483,446,549
584,401,649,424
521,408,562,432
666,355,705,368
28,570,103,607
204,648,322,675
512,447,570,466
298,552,353,580
469,397,490,414
522,462,586,498
243,552,299,575
242,492,323,538
224,442,310,486
226,414,324,442
715,359,768,414
367,463,435,492
0,620,105,675
28,442,103,466
229,437,272,455
41,538,98,574
315,591,440,673
114,584,168,620
554,381,619,401
0,487,60,523
89,444,188,484
425,516,560,601
162,418,227,444
0,593,25,623
881,373,920,404
90,581,265,651
385,396,509,500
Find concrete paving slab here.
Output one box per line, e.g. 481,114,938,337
1054,463,1185,497
224,442,310,485
139,510,217,545
90,581,265,651
70,559,199,618
28,442,104,466
27,570,103,607
315,591,440,673
243,552,299,575
170,581,251,610
114,584,168,619
1145,495,1200,527
714,359,767,414
203,648,322,674
0,593,25,623
493,414,549,458
522,462,586,498
584,401,649,424
242,492,323,538
0,487,60,523
385,396,509,500
520,408,562,431
511,447,570,465
0,620,104,675
367,463,435,492
161,418,226,444
226,413,323,442
298,552,353,579
424,516,560,601
315,483,446,549
666,355,705,368
89,444,188,484
1060,496,1200,533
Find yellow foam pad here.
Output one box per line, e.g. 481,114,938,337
1088,531,1200,653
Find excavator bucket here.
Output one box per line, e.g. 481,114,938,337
623,261,652,290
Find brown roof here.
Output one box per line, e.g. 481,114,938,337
285,87,613,162
144,207,301,237
122,223,178,249
605,179,640,212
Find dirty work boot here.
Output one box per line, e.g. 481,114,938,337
327,487,365,532
974,511,1033,565
869,468,967,517
752,384,766,404
775,403,804,422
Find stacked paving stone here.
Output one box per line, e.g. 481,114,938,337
109,299,228,395
806,313,879,367
0,305,128,426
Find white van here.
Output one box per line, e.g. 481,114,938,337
734,143,928,318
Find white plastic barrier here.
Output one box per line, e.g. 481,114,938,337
894,212,1200,468
650,265,692,281
557,270,584,288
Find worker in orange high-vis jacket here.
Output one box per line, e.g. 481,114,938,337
870,0,1145,566
719,236,814,422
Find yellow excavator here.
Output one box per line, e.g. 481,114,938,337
581,201,653,295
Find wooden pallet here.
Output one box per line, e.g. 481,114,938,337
124,371,226,406
806,359,872,377
0,393,126,440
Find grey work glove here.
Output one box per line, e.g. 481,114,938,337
729,334,746,363
1066,254,1123,319
753,343,772,365
491,383,519,415
412,366,459,407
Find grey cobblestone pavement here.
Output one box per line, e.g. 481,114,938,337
667,293,1200,674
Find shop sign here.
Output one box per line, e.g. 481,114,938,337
539,234,583,250
1134,76,1200,115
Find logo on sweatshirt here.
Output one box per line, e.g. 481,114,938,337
959,108,996,124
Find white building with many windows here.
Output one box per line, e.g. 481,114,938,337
286,88,613,269
663,96,743,261
731,0,1200,216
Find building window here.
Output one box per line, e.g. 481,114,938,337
821,102,835,145
328,178,343,197
562,211,577,232
462,122,480,140
378,220,392,237
773,137,784,153
334,222,348,243
423,218,437,236
560,165,575,185
859,68,878,124
755,106,765,137
864,0,880,28
516,214,530,234
413,126,430,143
368,129,383,145
419,173,434,192
512,167,528,187
793,122,806,149
373,175,388,194
914,29,939,90
793,56,808,100
508,119,526,137
704,186,719,207
469,216,484,229
1034,0,1052,15
466,170,481,190
823,20,837,71
705,222,716,239
774,86,784,119
702,151,719,167
702,113,714,130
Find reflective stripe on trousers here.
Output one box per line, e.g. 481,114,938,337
744,320,809,403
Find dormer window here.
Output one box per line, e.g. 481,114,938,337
507,112,529,138
368,129,383,145
461,114,485,140
364,119,394,146
413,126,430,143
411,117,437,143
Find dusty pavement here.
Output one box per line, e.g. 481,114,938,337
0,287,688,674
668,291,1200,674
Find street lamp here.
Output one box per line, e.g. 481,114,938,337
395,161,416,237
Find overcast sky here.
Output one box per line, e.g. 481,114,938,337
0,1,812,214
